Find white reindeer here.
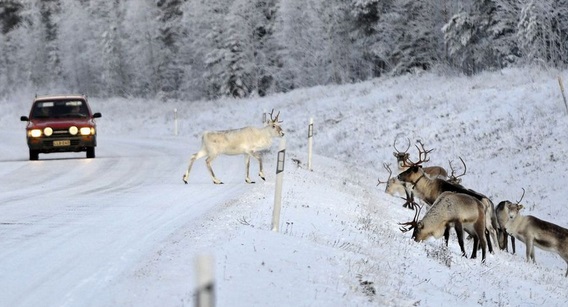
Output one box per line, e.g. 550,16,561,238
182,110,284,184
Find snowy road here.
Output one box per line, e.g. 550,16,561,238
0,131,248,306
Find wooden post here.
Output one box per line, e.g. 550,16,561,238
558,76,568,114
194,255,215,307
271,138,286,232
307,117,313,171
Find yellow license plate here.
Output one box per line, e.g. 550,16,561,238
53,140,71,146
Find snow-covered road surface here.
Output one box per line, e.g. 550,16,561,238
0,131,248,306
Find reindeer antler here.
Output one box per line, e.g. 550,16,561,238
393,138,411,156
400,191,419,210
401,140,433,167
268,109,282,123
515,188,526,204
448,156,467,185
398,203,422,232
377,163,392,186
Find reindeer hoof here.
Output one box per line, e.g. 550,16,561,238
182,176,188,184
245,179,255,184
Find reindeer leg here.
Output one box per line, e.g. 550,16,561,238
470,235,479,260
205,156,223,184
251,152,265,181
511,235,516,254
454,223,467,257
480,234,487,263
485,230,494,254
473,220,487,262
245,155,255,184
526,239,535,263
443,226,451,247
497,228,507,251
183,150,206,184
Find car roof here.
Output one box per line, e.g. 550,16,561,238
34,95,87,102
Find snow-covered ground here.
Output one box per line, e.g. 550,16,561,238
1,67,568,306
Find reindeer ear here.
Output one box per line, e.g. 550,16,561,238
518,204,524,210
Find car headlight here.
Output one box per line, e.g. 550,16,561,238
69,126,78,135
29,129,42,137
80,127,93,135
44,127,53,136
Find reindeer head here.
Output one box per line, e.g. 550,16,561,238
266,109,285,137
397,140,433,184
393,138,411,169
506,188,525,221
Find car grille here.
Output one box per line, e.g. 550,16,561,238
52,129,73,137
41,129,82,147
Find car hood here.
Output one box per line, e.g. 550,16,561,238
28,118,96,129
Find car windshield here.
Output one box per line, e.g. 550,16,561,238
31,100,89,119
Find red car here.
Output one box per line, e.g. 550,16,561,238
20,95,102,160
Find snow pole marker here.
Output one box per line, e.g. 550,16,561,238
194,254,215,307
271,138,286,232
307,117,313,171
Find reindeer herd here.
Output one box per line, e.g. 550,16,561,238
379,139,568,277
179,109,568,277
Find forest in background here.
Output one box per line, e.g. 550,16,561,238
0,0,567,101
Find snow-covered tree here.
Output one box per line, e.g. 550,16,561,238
274,0,351,91
56,0,101,94
349,0,383,78
444,0,522,74
0,0,23,34
518,0,568,67
195,0,233,99
90,1,128,97
486,0,522,67
156,0,185,100
120,0,161,98
374,0,442,75
218,0,256,98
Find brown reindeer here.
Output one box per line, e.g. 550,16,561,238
495,189,524,254
397,141,499,254
503,197,568,277
400,191,487,262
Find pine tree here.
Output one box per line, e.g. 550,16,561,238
57,0,101,94
156,0,184,100
0,0,23,34
120,0,161,98
349,0,383,78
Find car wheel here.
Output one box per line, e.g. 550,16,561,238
29,149,39,161
86,147,95,159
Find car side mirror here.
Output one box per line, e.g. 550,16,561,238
20,116,29,121
92,112,102,118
